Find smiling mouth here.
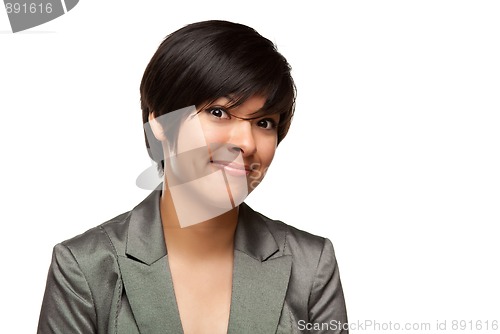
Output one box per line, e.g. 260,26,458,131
210,160,251,176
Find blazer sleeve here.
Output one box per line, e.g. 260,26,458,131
308,238,349,333
37,243,97,334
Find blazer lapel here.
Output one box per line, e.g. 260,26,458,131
118,255,183,333
228,203,292,334
117,189,183,333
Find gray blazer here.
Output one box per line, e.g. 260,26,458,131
38,189,348,333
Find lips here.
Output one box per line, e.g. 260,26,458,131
210,160,251,177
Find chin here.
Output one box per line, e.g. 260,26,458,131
188,171,249,207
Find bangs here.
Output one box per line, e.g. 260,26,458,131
188,34,295,139
197,73,295,140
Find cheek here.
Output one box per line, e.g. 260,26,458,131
200,128,227,146
258,137,278,167
176,118,208,154
196,116,228,146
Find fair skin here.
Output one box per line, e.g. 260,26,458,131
149,95,279,334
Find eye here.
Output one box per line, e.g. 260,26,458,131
256,118,277,130
206,107,230,119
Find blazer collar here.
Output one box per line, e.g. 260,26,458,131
125,187,280,264
121,187,292,333
125,188,166,265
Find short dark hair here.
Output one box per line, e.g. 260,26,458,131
140,20,296,174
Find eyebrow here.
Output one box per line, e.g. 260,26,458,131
215,95,280,120
228,112,279,121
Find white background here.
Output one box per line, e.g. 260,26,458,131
1,1,499,332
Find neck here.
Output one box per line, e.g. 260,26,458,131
159,182,238,260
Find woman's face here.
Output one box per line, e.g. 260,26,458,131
162,95,278,224
197,95,279,189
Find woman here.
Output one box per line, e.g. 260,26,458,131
38,20,348,334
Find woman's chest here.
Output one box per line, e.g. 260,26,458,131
114,251,297,333
169,255,233,334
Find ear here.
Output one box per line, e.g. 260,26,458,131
148,112,167,142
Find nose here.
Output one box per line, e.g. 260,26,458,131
228,120,256,157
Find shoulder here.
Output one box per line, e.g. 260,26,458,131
247,206,334,268
41,212,133,333
55,211,132,275
246,206,346,321
51,210,133,301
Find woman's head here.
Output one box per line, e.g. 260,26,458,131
140,20,296,174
